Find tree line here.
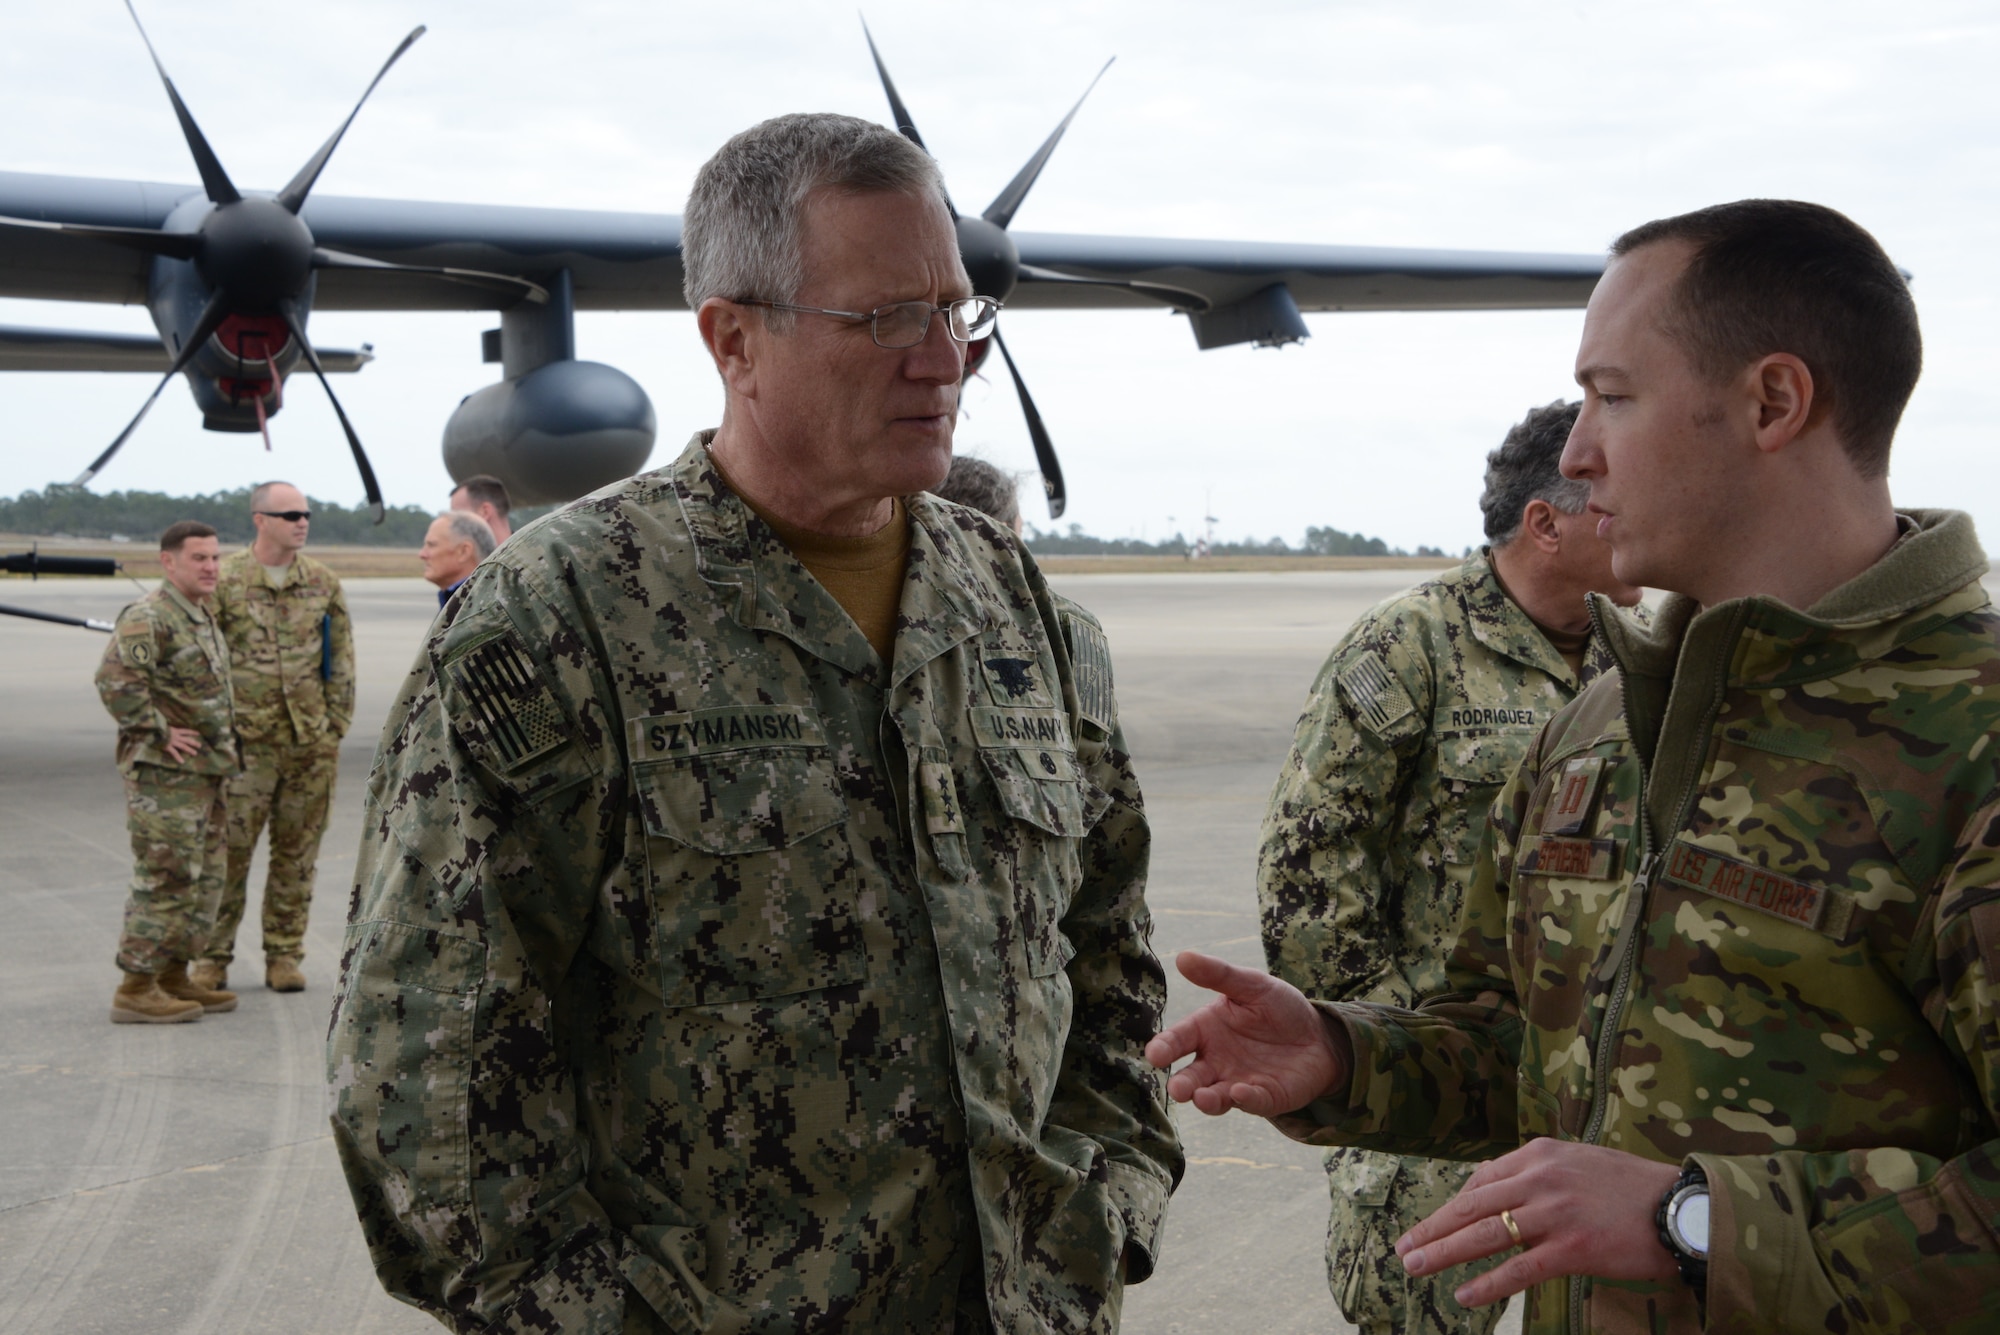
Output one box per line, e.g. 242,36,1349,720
1024,522,1452,559
0,486,556,546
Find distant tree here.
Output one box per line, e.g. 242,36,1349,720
1302,525,1393,556
0,485,434,545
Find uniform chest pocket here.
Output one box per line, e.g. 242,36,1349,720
1436,731,1532,864
981,742,1095,977
636,747,865,1006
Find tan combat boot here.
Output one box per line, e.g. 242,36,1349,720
188,959,227,992
158,960,238,1013
110,971,204,1025
266,957,305,993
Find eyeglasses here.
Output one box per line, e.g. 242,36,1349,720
257,510,311,522
735,296,1001,349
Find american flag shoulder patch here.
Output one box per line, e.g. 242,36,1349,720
1061,610,1116,737
446,630,570,772
1338,650,1416,737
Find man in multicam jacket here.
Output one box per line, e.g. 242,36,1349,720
95,520,242,1024
1259,398,1641,1335
1151,199,2000,1335
330,113,1179,1334
202,481,354,994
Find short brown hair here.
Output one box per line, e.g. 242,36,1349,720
452,474,511,519
1612,200,1920,479
160,520,216,552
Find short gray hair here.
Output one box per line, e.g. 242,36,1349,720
441,511,496,560
931,456,1020,529
1480,400,1589,546
682,113,947,327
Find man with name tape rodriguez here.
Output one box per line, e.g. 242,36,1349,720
1260,398,1642,1335
329,112,1180,1334
1149,199,2000,1335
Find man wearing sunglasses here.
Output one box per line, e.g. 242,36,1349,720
203,481,353,996
333,113,1180,1333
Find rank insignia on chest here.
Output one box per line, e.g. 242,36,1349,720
919,760,964,834
1544,755,1607,836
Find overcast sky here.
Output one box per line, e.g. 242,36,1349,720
1,1,1995,552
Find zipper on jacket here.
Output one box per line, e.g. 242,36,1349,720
1565,600,1736,1334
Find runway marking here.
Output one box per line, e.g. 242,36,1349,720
1208,935,1261,947
1186,1155,1307,1173
1156,908,1245,918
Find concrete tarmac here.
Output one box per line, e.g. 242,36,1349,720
0,568,1524,1335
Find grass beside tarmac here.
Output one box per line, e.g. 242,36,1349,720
2,533,1460,580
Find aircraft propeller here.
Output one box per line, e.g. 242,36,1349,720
861,22,1210,519
0,3,544,521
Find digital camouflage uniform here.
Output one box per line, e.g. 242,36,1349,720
94,581,240,973
1275,510,2000,1334
329,434,1182,1334
210,548,354,966
1259,549,1621,1334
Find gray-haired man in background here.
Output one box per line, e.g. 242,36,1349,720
417,510,494,607
331,113,1179,1333
1259,400,1643,1335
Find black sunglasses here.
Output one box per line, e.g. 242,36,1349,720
257,509,311,522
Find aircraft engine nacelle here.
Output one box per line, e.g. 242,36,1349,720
442,359,656,507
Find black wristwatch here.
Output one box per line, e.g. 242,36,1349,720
1655,1163,1711,1303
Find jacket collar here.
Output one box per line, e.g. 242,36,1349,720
1460,547,1614,687
670,432,987,683
1590,509,1990,691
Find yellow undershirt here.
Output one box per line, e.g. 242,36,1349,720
734,483,911,665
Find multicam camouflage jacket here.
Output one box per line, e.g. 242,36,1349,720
1276,510,2000,1335
94,581,239,777
330,434,1181,1335
214,548,355,747
1259,549,1620,1009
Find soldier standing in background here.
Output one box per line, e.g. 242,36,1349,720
1259,399,1642,1335
448,473,514,545
96,520,241,1024
199,481,354,994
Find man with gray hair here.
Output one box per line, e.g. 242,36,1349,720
1258,399,1642,1335
416,509,494,606
333,112,1179,1333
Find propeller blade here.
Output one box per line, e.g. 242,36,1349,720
277,26,427,214
311,247,548,304
1015,263,1212,312
278,301,384,523
122,0,240,205
859,17,957,219
0,214,199,260
991,328,1065,519
982,58,1113,231
861,17,929,151
72,289,231,486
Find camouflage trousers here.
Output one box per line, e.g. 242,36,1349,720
208,737,339,965
116,767,228,975
1325,1147,1508,1335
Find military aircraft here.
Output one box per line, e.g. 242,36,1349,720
0,5,1604,519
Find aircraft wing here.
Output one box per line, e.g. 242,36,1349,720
0,170,1603,317
0,324,373,372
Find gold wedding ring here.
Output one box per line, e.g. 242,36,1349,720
1500,1208,1524,1247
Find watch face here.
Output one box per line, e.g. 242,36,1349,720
1673,1190,1711,1256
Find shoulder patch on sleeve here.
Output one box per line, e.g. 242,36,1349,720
444,628,570,773
1060,609,1116,737
1338,649,1416,737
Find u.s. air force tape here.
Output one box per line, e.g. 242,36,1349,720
446,630,569,771
1338,649,1415,737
